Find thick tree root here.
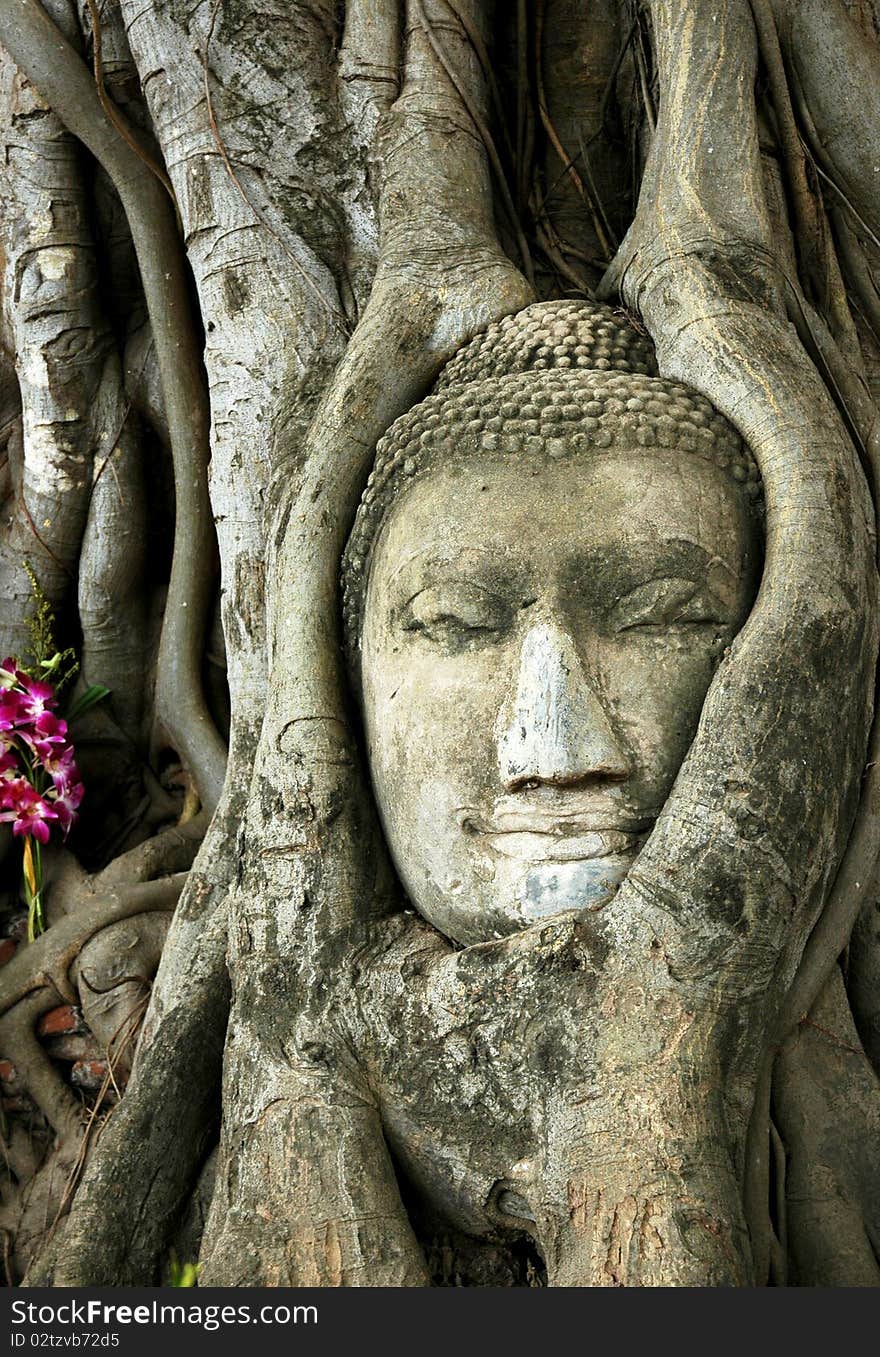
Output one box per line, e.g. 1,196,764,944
0,875,185,1021
0,0,227,813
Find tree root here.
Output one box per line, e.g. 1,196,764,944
0,874,186,1021
0,0,227,813
599,0,880,1288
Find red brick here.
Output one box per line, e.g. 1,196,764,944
70,1059,109,1092
37,1005,83,1038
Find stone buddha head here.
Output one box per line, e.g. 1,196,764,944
343,302,763,947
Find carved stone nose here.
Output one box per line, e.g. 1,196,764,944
496,620,630,789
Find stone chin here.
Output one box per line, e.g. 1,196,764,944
421,849,641,948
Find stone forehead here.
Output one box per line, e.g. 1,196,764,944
341,302,763,655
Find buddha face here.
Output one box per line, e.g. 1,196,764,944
360,451,760,947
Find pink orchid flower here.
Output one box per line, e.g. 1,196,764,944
16,674,57,722
51,778,85,836
21,711,70,763
0,778,58,844
0,690,25,732
43,744,79,787
0,650,100,940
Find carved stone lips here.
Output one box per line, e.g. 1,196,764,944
479,828,643,862
460,807,652,863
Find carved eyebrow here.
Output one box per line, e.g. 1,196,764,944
381,545,501,591
557,539,746,622
381,549,525,606
635,538,738,575
402,578,506,611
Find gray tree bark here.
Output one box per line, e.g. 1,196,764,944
0,0,878,1287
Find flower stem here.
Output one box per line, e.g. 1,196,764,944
23,835,45,941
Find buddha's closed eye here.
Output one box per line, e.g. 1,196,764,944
399,575,731,646
404,582,509,643
610,576,730,633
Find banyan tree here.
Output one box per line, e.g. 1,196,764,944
0,0,879,1287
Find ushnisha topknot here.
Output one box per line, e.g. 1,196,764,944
342,300,763,655
434,297,658,386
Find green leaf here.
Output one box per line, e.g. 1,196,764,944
65,685,111,723
166,1252,200,1287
